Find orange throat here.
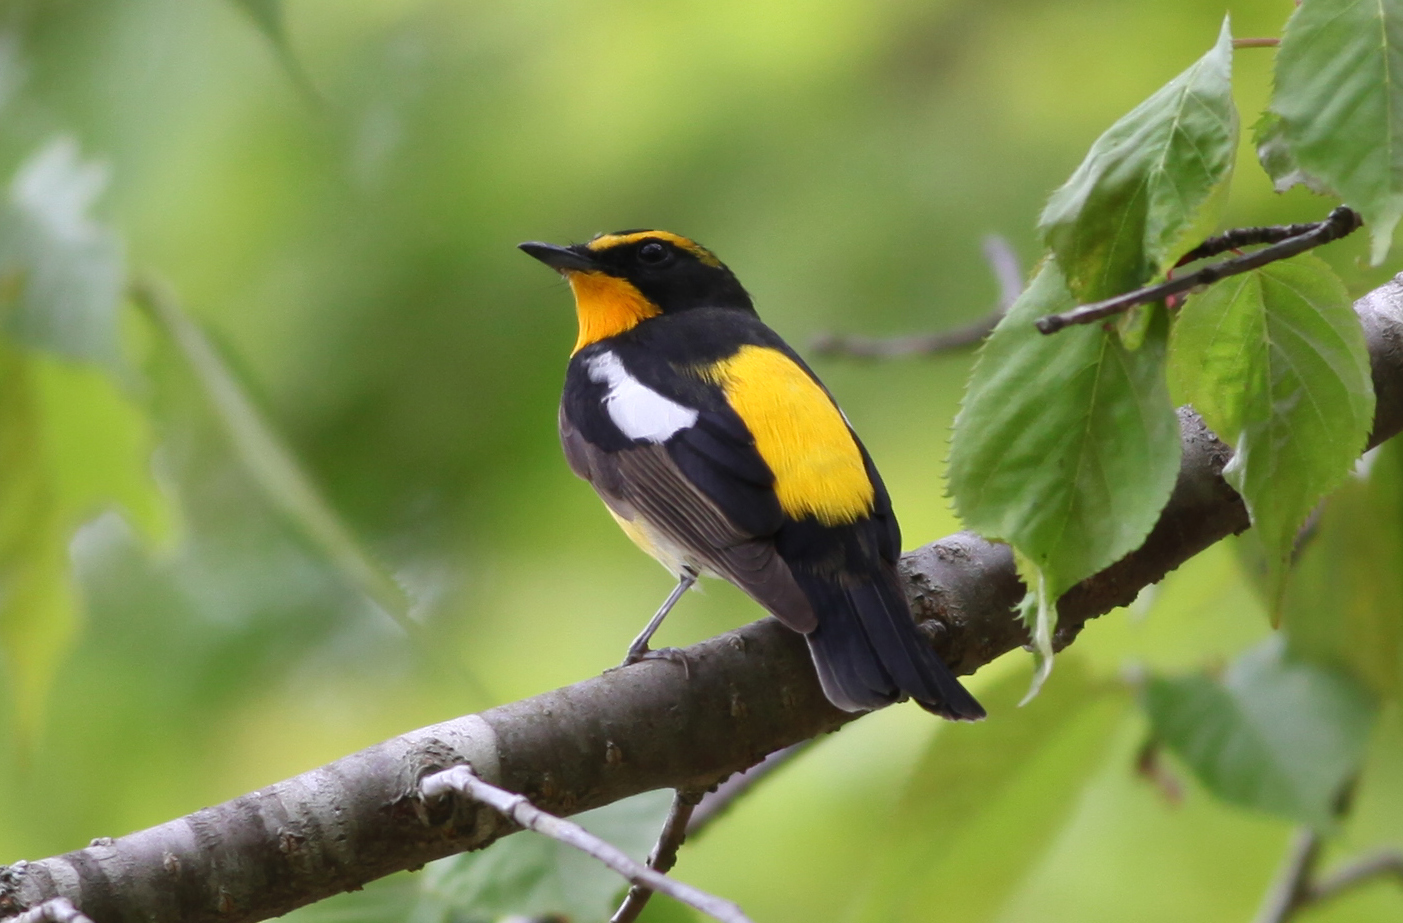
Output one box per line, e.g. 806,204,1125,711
567,271,661,354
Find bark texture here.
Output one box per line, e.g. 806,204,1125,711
5,275,1403,923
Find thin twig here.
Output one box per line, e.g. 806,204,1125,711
1253,828,1403,923
610,790,703,923
1172,219,1338,267
687,741,815,836
1233,37,1280,48
2,898,95,923
421,766,752,923
129,274,495,704
612,739,818,920
1309,851,1403,906
811,234,1022,358
1254,829,1322,923
810,315,1002,358
1035,206,1363,334
983,234,1025,307
128,276,416,629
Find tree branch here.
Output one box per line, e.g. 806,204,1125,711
1035,206,1363,334
1309,850,1403,904
686,741,814,837
1253,828,1403,923
420,768,744,923
1254,830,1322,923
810,235,1020,358
3,275,1403,923
2,899,93,923
609,790,703,923
809,314,1003,359
610,741,813,922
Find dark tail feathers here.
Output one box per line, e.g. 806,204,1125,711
800,571,985,721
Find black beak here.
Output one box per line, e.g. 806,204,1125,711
518,241,600,273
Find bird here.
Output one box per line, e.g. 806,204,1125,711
519,230,984,720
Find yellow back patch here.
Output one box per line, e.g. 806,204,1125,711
567,271,661,354
701,345,874,526
587,231,723,267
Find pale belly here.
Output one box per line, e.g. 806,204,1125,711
606,507,715,580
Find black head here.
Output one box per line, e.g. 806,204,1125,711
518,230,754,315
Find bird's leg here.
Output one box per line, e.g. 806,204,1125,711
620,567,697,667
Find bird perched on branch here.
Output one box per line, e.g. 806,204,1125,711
520,230,984,720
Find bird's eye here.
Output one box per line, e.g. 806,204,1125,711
637,241,670,265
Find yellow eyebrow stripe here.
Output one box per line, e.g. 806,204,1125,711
700,345,874,525
587,231,723,267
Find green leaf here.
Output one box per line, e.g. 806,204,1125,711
1284,440,1403,699
0,344,168,745
1039,18,1237,303
1270,0,1403,264
1169,255,1374,613
136,279,497,704
1253,111,1330,196
1144,637,1377,829
0,138,167,744
854,656,1126,923
413,790,673,922
949,260,1181,686
0,138,123,372
227,0,319,104
1114,303,1155,351
0,348,77,747
230,0,285,44
134,279,420,636
37,358,172,547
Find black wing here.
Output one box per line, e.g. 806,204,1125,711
559,382,816,633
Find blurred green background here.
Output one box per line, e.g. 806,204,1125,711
0,0,1400,921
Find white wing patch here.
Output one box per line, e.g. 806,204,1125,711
587,351,699,443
